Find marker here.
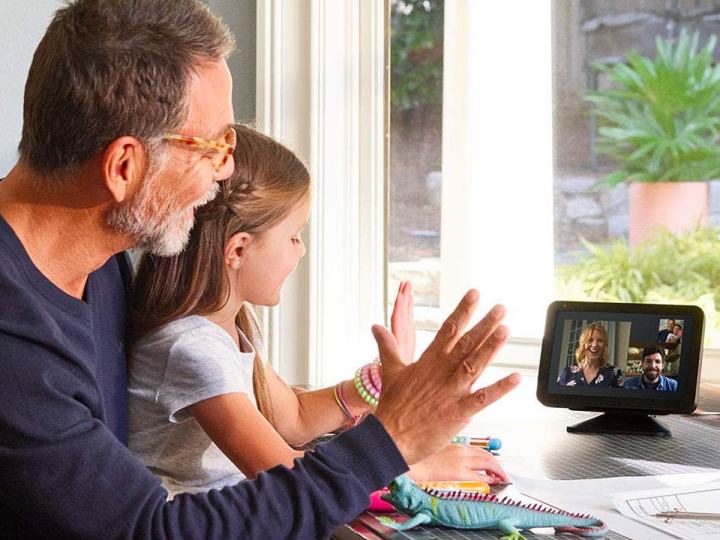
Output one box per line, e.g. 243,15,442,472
452,436,502,451
418,480,491,494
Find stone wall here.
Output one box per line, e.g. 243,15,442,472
553,0,720,263
555,177,720,264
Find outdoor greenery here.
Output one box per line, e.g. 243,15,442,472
390,0,443,112
556,227,720,346
587,29,720,187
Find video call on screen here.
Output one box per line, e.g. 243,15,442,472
550,311,691,397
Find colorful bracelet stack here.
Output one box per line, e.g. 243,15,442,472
333,382,360,428
353,361,382,407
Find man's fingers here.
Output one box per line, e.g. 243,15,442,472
463,372,521,415
457,324,509,382
430,289,479,354
371,324,404,373
450,304,506,367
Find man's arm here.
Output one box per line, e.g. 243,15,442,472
1,289,518,538
0,337,406,539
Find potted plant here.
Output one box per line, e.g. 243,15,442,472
587,29,720,245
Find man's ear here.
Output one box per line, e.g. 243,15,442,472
102,136,147,203
225,232,254,270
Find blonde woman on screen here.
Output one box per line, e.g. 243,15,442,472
557,323,623,387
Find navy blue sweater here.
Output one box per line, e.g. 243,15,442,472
0,216,407,539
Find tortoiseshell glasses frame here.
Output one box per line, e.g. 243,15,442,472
162,126,236,172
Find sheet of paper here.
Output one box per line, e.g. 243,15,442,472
512,472,720,540
611,482,720,539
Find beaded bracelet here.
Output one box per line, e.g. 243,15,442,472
369,361,382,392
360,367,380,400
353,362,381,407
333,382,360,428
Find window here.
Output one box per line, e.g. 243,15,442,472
388,1,720,362
388,0,443,331
387,1,553,347
258,1,720,385
554,2,720,348
564,320,585,368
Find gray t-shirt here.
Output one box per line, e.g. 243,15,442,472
128,315,257,498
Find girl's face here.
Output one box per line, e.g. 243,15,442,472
673,325,682,336
583,329,605,364
236,194,310,306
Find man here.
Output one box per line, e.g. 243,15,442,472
658,318,676,346
623,346,678,391
0,1,519,538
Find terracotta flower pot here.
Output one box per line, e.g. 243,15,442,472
628,182,709,246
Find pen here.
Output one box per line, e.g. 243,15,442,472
655,512,720,521
452,436,502,451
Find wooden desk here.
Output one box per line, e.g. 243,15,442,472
334,369,720,539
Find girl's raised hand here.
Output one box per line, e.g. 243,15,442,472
390,281,415,365
408,444,509,484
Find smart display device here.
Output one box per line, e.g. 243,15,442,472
537,301,704,437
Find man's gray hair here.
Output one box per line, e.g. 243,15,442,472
18,0,235,173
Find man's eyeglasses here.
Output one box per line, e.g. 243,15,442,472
162,126,236,172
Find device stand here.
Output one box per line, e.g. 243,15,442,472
567,412,671,437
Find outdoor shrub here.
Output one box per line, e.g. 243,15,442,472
556,227,720,346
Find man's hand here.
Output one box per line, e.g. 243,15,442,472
373,289,520,465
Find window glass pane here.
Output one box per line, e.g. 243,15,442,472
205,0,256,123
387,0,444,329
388,1,720,350
554,1,720,347
388,2,553,340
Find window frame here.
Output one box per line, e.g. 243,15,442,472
256,0,386,387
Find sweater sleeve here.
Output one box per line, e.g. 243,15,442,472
0,334,407,539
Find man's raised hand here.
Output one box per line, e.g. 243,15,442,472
373,289,520,465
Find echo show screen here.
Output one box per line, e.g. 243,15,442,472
546,311,694,400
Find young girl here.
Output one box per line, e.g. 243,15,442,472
127,124,507,497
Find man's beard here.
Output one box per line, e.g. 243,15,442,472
106,160,220,257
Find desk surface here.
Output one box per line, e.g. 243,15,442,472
335,370,720,539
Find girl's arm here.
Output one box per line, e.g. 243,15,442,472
188,392,302,479
262,368,370,447
266,282,417,446
189,282,415,472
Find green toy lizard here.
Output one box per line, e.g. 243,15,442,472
379,474,607,540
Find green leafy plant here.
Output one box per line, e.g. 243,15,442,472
587,29,720,187
391,0,443,112
555,227,720,346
